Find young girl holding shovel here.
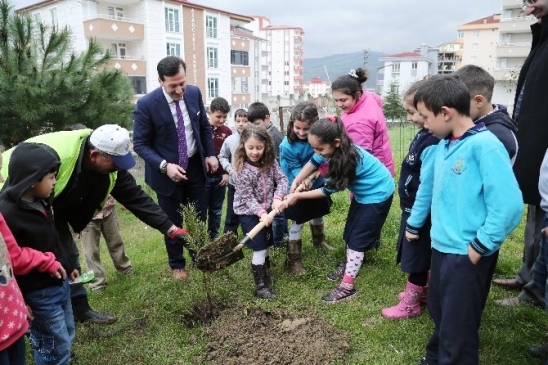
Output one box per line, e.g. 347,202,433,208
284,117,394,303
233,125,288,299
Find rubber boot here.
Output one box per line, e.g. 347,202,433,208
399,280,428,304
265,256,275,284
286,239,307,275
72,295,117,324
310,223,335,250
251,264,279,299
381,281,422,319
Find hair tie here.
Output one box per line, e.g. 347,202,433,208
348,69,358,80
326,115,336,123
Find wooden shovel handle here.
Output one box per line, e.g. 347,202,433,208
232,208,279,252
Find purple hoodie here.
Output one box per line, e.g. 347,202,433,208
341,91,395,176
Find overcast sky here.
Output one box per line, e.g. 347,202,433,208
196,0,503,58
14,0,504,58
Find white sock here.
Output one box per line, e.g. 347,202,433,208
252,249,268,265
310,217,324,226
289,222,304,240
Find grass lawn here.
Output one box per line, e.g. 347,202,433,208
35,124,548,364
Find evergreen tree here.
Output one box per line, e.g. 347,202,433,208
382,82,406,123
0,0,134,147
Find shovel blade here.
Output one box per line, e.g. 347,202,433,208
195,232,244,273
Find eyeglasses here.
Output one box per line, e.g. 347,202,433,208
523,0,537,8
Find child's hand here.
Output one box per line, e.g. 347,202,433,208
405,231,419,242
290,180,299,193
260,212,274,226
51,265,67,280
284,193,299,208
26,305,34,322
468,245,481,265
69,269,79,282
272,199,284,212
219,174,229,187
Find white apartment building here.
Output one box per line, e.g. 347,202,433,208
378,45,438,97
248,16,304,100
303,77,331,98
494,0,536,109
457,14,500,74
438,41,462,74
16,0,257,110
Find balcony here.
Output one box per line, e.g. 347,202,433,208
84,15,144,40
231,66,251,78
294,45,302,51
493,67,521,81
496,43,531,58
108,57,146,76
502,0,523,10
499,17,536,34
231,93,251,104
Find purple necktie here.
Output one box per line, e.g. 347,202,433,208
174,100,188,170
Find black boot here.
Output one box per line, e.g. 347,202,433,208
72,295,117,325
264,256,275,284
251,264,278,299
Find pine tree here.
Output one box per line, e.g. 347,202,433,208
0,0,135,147
382,82,406,123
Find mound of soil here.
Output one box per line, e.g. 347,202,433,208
197,307,349,364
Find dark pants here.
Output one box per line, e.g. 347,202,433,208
426,248,498,365
157,155,206,269
238,214,273,251
533,213,548,311
205,174,227,240
223,184,239,234
0,335,26,365
272,211,288,245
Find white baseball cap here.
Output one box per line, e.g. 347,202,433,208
90,124,135,170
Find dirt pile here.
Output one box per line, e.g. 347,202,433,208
197,307,349,364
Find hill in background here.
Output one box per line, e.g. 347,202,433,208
304,51,386,90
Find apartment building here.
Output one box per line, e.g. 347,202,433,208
378,45,438,97
17,0,256,110
303,77,331,98
494,0,536,109
457,14,500,75
437,41,462,74
248,16,304,100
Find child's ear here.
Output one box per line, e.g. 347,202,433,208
265,115,271,122
333,138,342,148
472,95,485,108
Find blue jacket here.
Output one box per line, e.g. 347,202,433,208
133,86,215,196
310,145,394,204
407,123,523,256
280,137,324,189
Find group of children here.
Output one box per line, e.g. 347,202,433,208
202,64,523,365
0,62,525,364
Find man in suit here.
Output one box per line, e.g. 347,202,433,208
133,56,218,281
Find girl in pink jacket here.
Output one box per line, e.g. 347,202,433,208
331,68,395,176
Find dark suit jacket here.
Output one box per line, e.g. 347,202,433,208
133,86,215,196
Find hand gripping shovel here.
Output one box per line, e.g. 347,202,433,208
194,209,279,273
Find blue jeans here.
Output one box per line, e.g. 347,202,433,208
272,211,288,245
533,213,548,312
205,174,227,240
24,279,75,365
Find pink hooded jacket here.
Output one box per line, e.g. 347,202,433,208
341,91,395,176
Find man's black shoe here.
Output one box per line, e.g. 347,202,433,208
72,295,117,325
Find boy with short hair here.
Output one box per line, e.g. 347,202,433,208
0,142,78,365
405,75,523,365
453,65,518,163
247,102,286,248
206,97,232,240
219,108,249,235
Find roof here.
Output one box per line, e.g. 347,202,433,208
382,52,424,58
463,14,500,25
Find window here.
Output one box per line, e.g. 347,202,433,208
208,78,219,98
284,71,289,75
206,15,218,38
108,6,124,20
231,50,249,66
284,81,289,85
411,62,418,70
130,76,147,94
110,43,127,59
470,56,477,63
458,31,465,39
471,43,478,50
165,8,180,33
50,8,58,27
34,13,41,24
207,47,218,68
392,62,401,73
241,78,248,93
473,31,479,38
166,42,181,56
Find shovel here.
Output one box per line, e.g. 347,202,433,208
194,209,279,273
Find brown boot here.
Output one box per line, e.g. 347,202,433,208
286,239,307,275
251,264,278,299
310,223,335,250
